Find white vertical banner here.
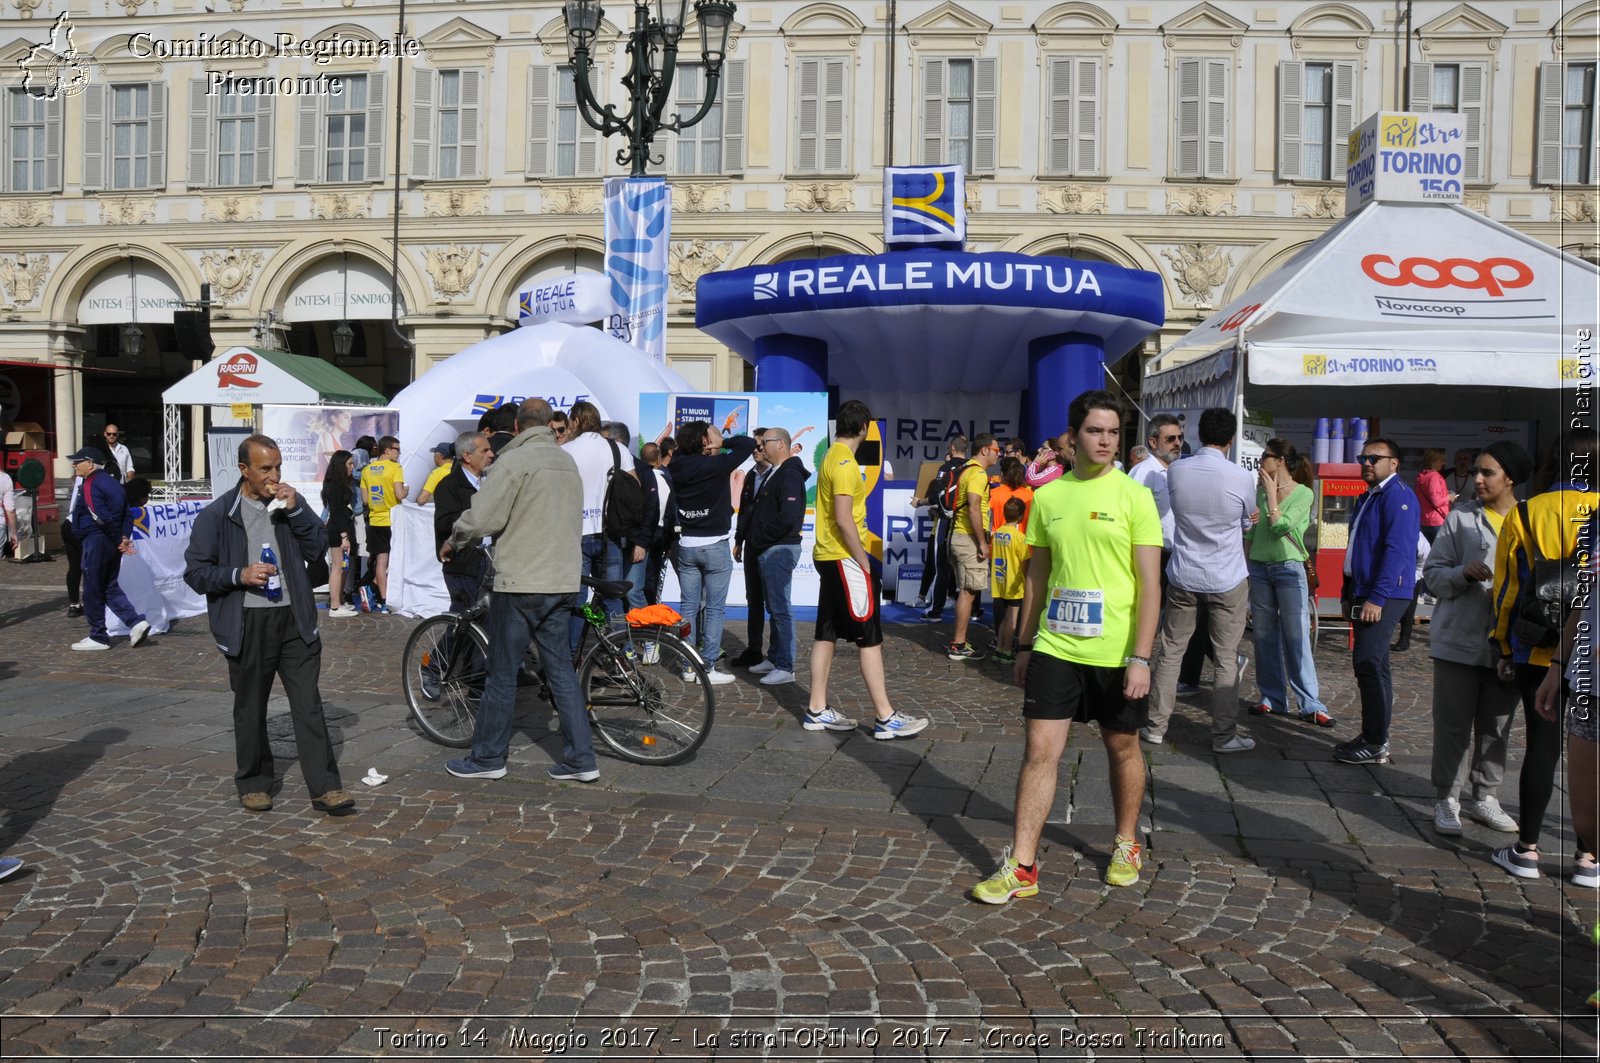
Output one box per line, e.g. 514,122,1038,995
603,176,671,361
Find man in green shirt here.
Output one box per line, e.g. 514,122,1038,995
971,390,1163,902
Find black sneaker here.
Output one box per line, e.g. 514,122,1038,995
947,642,985,662
1333,740,1389,765
730,648,765,668
66,603,83,618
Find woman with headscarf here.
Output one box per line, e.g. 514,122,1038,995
1424,440,1533,837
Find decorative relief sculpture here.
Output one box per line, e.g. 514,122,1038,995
204,196,261,223
100,198,155,225
0,201,49,227
199,248,262,305
785,182,850,213
1161,243,1232,304
0,254,49,307
424,244,486,300
542,185,603,214
1167,187,1236,217
424,189,488,217
1292,187,1343,219
673,183,731,213
310,192,370,220
1040,185,1108,215
667,240,734,298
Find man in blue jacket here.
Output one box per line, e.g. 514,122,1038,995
66,448,150,651
741,428,811,685
183,434,352,816
1336,437,1421,765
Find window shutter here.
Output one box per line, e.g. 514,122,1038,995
973,56,997,173
822,57,847,172
82,82,104,190
148,82,167,188
1408,62,1433,111
577,63,603,176
796,57,819,172
1459,62,1485,182
188,78,211,187
458,69,481,178
1045,58,1072,174
254,97,274,184
1202,58,1228,177
1277,60,1304,180
1536,62,1564,185
1076,57,1101,175
410,67,434,180
295,93,320,183
365,71,386,181
1175,57,1201,178
526,65,551,177
1330,59,1356,178
721,60,745,173
43,96,61,190
920,58,945,166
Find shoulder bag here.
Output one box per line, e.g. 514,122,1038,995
1511,500,1583,649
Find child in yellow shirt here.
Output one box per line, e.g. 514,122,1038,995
991,497,1031,664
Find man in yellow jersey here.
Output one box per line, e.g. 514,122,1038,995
972,390,1162,902
805,399,929,739
359,435,408,611
416,442,454,505
948,433,1001,661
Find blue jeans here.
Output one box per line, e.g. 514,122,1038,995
673,539,734,665
757,543,801,672
472,591,594,773
571,533,625,652
1247,559,1326,716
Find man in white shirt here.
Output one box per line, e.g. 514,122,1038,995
1142,408,1259,753
561,401,634,651
102,424,134,482
1127,415,1180,553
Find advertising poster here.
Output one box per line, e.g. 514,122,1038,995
640,391,828,608
603,177,670,361
206,428,252,499
106,499,209,635
258,405,399,501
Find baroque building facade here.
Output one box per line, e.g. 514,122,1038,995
0,0,1595,473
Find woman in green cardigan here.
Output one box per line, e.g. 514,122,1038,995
1245,439,1333,726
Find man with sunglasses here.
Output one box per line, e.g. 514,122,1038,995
102,424,134,483
1334,438,1420,765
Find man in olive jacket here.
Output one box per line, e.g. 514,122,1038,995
183,434,352,816
440,397,596,783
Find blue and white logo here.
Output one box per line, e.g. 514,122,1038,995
884,165,966,249
753,272,779,301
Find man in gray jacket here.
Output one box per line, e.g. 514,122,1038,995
183,434,352,816
440,397,596,782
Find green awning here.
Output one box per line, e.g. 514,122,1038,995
251,348,388,406
163,346,389,406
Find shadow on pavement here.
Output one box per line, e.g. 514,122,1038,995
0,726,130,854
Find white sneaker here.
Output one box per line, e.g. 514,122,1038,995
1433,798,1463,835
128,620,151,647
1468,795,1519,833
640,642,660,665
1212,734,1255,754
749,659,775,675
327,605,358,618
803,706,857,732
914,597,927,608
1139,727,1165,745
759,668,796,686
72,637,110,652
704,666,736,686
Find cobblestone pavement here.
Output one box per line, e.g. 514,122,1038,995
0,558,1596,1060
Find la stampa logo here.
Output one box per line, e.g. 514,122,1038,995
20,13,92,101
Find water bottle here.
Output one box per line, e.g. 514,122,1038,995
261,542,282,603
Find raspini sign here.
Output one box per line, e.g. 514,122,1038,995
217,352,261,389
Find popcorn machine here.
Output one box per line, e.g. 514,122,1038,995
1312,463,1365,616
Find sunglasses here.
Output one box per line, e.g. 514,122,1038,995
104,432,119,438
1357,454,1396,465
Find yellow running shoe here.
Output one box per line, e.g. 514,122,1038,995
1105,837,1143,887
971,847,1039,905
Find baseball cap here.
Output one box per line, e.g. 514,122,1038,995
66,448,102,465
430,442,455,458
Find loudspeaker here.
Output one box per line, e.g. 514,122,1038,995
173,310,213,362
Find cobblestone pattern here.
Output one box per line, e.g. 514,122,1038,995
0,567,1596,1059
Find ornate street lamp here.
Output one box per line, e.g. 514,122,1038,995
119,322,143,363
332,320,355,362
563,0,737,177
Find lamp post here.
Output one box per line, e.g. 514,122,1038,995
563,0,736,177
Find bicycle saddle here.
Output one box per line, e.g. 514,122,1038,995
582,575,633,598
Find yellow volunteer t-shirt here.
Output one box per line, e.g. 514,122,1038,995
360,459,405,527
1026,469,1163,667
813,441,865,563
955,459,990,532
991,521,1030,600
421,461,452,498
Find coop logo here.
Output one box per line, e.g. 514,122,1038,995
18,13,93,101
753,272,779,301
1361,254,1534,298
1219,304,1261,332
217,353,260,389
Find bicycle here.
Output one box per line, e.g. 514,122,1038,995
401,575,716,765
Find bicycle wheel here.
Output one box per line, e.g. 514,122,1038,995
402,614,489,747
581,627,714,765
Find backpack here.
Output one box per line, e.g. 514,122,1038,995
602,438,647,543
931,461,961,520
1510,501,1584,649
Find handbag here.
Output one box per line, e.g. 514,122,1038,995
1287,526,1318,594
1511,501,1582,649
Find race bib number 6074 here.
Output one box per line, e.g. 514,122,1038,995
1046,587,1104,637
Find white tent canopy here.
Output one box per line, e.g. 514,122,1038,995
388,320,692,489
1153,202,1600,393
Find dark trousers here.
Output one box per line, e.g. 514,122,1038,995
61,520,83,606
743,550,766,653
443,555,488,614
226,607,341,796
1351,597,1411,745
1514,662,1566,847
923,518,954,617
81,533,143,641
474,591,593,773
644,541,670,605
